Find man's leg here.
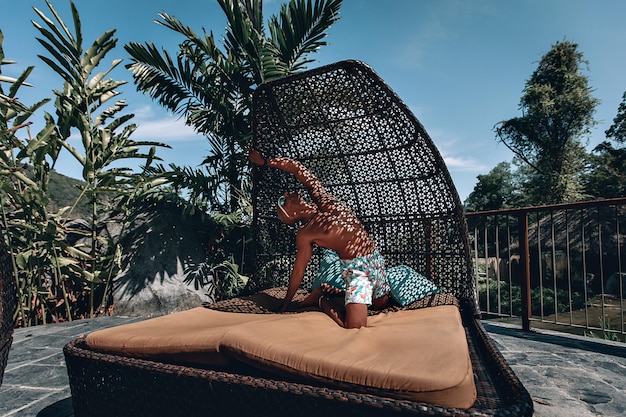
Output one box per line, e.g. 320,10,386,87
298,287,324,307
344,302,368,328
299,283,344,308
371,293,391,310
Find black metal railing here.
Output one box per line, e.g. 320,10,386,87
466,198,626,341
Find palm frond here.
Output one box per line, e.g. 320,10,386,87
268,0,342,74
7,66,36,98
125,42,204,116
80,30,118,75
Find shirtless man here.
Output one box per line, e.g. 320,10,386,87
249,146,391,328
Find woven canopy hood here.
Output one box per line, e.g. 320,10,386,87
251,60,476,308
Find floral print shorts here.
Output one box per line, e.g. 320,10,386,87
342,250,391,305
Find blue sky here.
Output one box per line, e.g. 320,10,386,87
3,0,626,201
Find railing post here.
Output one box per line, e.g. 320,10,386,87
518,212,532,331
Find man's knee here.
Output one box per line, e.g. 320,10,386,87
344,303,368,328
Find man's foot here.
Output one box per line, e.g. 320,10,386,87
318,296,346,327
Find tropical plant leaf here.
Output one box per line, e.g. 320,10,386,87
52,255,79,268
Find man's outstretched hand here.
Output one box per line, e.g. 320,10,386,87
248,144,265,166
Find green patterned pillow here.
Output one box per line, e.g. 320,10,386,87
387,265,440,306
310,249,345,291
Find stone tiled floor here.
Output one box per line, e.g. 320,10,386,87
485,323,626,417
0,317,143,417
1,317,625,416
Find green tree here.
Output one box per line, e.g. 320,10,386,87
495,40,599,205
0,1,168,325
34,0,172,318
464,162,518,212
1,29,60,325
585,91,626,198
124,0,343,213
606,91,626,142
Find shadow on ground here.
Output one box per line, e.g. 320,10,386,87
37,397,73,417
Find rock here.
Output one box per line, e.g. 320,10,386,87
112,202,220,317
113,257,211,317
605,272,626,297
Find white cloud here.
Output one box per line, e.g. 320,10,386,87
442,154,488,172
132,105,158,119
131,106,200,142
427,127,490,173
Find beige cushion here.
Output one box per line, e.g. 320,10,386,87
85,304,476,408
220,305,476,408
85,307,279,366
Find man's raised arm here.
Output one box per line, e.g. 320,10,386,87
249,145,328,204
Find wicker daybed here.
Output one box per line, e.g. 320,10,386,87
63,60,533,417
0,231,16,387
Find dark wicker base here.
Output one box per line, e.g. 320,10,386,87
0,336,12,386
1,229,16,387
64,306,532,417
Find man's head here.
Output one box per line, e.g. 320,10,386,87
276,192,316,225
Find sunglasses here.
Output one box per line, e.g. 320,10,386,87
277,195,290,218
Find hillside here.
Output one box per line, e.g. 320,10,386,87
47,170,91,218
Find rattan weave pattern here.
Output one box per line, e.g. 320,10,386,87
206,286,459,315
0,230,16,387
251,60,476,311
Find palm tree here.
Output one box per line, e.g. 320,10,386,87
125,0,343,213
